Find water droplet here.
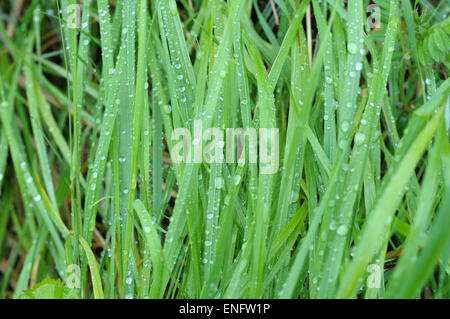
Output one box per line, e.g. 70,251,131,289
341,121,350,132
329,220,337,230
215,177,224,189
291,191,299,203
337,224,348,236
348,43,357,54
164,105,172,114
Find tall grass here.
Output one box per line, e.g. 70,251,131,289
0,0,449,299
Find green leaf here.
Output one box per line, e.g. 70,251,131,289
19,278,80,299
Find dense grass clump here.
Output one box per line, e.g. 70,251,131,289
0,0,449,299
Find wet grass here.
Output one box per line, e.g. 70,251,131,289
0,0,449,299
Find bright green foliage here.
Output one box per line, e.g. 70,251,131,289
0,0,449,299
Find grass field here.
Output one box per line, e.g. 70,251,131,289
0,0,449,299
